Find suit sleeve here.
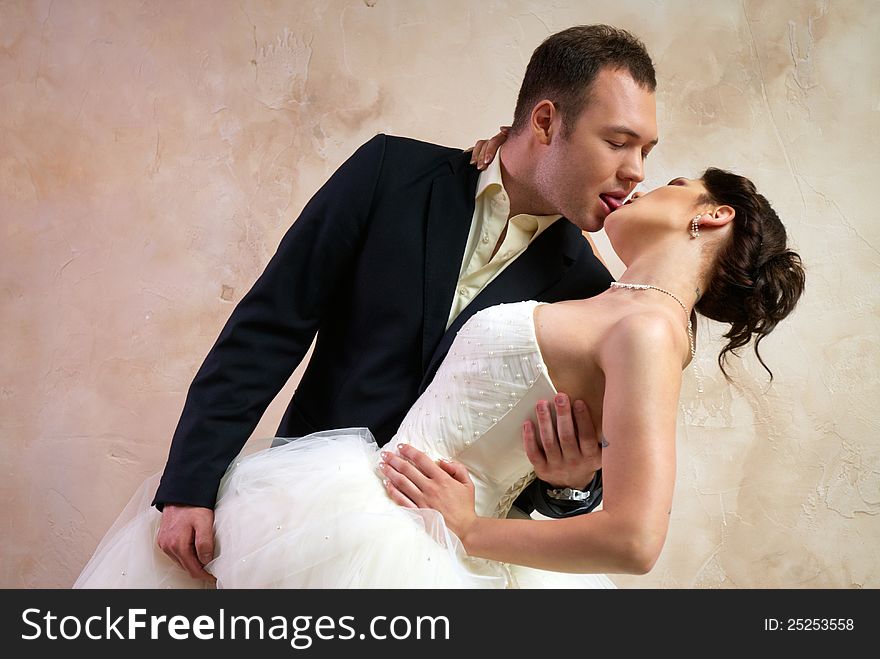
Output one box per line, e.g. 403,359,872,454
152,134,388,509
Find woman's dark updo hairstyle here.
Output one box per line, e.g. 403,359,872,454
694,168,806,380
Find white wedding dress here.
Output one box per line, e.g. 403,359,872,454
75,301,616,589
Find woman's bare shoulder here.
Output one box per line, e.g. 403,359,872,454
597,310,689,371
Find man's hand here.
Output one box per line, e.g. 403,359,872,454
156,504,217,582
523,393,601,489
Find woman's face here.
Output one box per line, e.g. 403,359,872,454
604,177,711,260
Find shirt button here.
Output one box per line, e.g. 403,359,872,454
459,286,468,296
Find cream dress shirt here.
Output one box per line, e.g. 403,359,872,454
446,148,561,328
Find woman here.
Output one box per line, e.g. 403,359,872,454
380,164,806,581
75,155,805,588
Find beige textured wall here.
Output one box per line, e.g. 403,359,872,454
1,0,877,588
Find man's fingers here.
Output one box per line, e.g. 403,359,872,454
165,533,213,581
572,399,599,453
522,420,547,470
158,539,182,571
157,505,216,581
553,393,578,455
194,524,215,566
573,399,602,476
536,400,563,461
180,548,213,580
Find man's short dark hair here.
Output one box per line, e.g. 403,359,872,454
512,25,656,137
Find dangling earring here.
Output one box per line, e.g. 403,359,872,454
690,214,701,239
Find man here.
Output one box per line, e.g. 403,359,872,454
154,24,658,580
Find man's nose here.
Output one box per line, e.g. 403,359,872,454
620,152,645,184
631,191,644,200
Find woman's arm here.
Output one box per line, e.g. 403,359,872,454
383,313,684,574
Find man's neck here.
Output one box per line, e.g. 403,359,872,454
498,138,554,219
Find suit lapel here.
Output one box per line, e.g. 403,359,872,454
421,157,480,371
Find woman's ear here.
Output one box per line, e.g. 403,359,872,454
700,204,735,228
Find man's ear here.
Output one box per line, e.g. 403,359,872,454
700,204,735,228
530,100,557,145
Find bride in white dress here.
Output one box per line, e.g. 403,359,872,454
75,167,804,589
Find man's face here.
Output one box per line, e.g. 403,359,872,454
534,67,658,232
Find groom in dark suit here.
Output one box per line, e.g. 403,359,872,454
153,24,659,580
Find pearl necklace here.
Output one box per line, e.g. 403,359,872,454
609,281,695,360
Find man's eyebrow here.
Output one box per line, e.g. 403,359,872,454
606,125,659,147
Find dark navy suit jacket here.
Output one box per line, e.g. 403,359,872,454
153,134,612,510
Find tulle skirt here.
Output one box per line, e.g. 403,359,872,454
75,429,616,589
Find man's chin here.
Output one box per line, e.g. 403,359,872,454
571,213,604,234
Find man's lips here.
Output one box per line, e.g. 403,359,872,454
599,193,627,214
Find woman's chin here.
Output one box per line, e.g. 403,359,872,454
603,226,632,266
603,216,622,246
604,238,629,267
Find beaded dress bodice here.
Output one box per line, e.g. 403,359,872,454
388,301,556,518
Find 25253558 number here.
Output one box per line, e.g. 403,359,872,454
764,618,854,631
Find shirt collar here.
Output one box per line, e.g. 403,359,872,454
475,146,506,200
